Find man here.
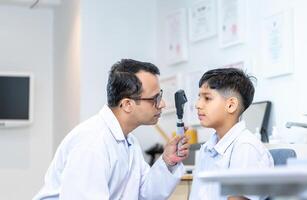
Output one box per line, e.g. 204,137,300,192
33,59,190,200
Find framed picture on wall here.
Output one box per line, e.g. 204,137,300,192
218,0,246,48
165,8,188,65
189,0,217,42
260,9,294,78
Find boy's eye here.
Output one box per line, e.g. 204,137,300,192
205,97,211,100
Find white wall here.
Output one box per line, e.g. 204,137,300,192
79,0,159,159
153,0,307,144
245,0,307,141
79,0,157,120
0,6,53,200
53,0,80,150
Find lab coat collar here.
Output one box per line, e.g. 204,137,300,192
204,121,246,157
99,104,126,142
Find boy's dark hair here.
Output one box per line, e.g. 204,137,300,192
199,67,255,113
107,59,160,107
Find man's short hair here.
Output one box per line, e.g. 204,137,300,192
107,59,160,107
199,67,255,113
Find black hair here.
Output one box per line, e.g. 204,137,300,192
107,59,160,107
199,67,255,113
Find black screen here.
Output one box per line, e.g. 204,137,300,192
0,76,30,120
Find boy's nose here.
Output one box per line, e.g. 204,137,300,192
195,99,201,109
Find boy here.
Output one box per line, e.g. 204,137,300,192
189,68,273,200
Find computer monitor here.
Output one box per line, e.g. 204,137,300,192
0,72,34,128
241,101,271,142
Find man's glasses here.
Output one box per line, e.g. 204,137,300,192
131,89,163,108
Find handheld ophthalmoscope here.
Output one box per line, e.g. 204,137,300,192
174,89,187,156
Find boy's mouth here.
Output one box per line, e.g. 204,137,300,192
198,113,206,120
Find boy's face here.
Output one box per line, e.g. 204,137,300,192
195,83,228,129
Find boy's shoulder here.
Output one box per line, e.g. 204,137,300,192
230,129,274,168
236,129,260,143
233,129,268,153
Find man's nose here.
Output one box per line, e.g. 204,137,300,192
159,99,166,109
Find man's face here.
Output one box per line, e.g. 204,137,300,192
195,83,228,129
133,71,165,125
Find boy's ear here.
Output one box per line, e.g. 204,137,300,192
119,98,134,113
226,97,239,114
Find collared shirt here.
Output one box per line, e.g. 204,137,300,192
33,105,185,200
189,121,274,200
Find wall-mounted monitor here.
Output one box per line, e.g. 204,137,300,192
241,101,272,142
0,72,34,128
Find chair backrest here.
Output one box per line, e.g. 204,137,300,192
269,148,297,166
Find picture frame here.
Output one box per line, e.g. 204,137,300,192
165,8,188,65
189,0,217,42
218,0,246,48
260,9,294,78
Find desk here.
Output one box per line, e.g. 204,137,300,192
199,167,307,199
168,174,193,200
181,174,193,181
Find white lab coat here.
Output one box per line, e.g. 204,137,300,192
33,105,185,200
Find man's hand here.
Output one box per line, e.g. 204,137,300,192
162,135,190,166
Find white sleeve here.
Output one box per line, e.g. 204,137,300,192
139,156,185,200
59,147,110,200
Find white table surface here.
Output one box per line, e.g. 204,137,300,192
198,167,307,197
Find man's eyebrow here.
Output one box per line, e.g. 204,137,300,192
146,90,160,98
152,90,161,96
199,92,211,96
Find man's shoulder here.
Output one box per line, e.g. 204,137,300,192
74,113,105,132
61,114,109,148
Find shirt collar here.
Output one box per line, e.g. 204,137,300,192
204,133,219,157
204,121,246,157
99,104,126,142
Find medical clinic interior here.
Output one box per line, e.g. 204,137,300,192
1,0,307,199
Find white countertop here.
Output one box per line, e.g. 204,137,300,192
198,167,307,197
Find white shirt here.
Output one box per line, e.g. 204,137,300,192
33,105,185,200
189,121,274,200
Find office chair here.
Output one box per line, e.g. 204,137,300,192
269,148,297,166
